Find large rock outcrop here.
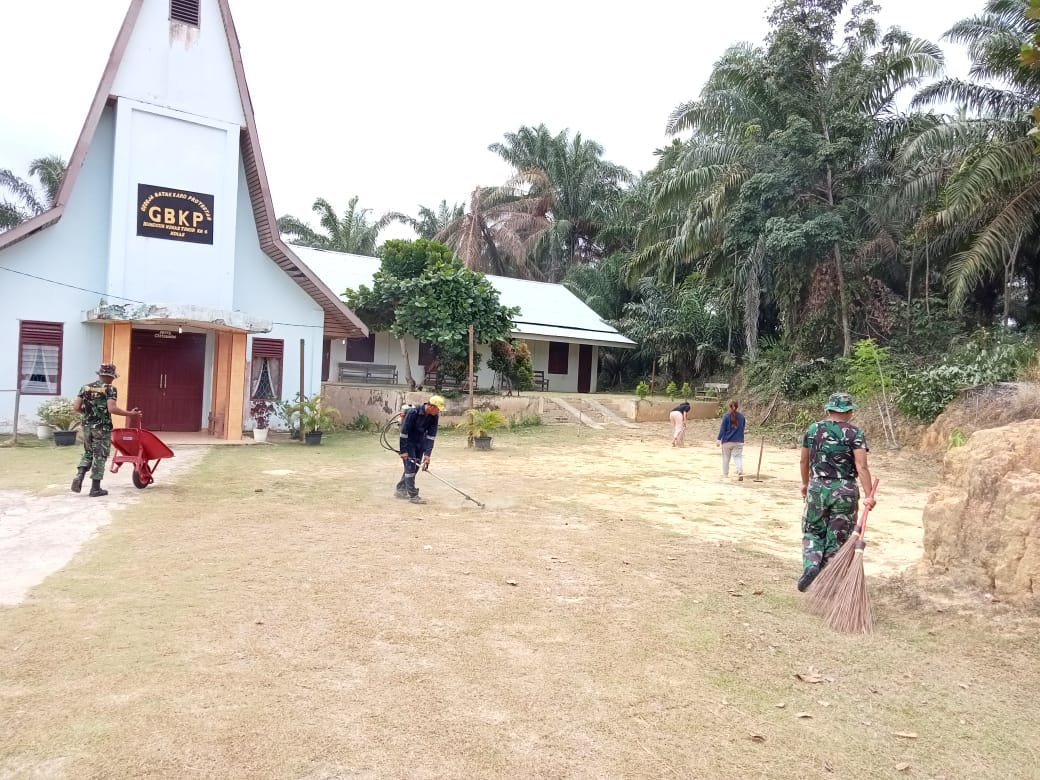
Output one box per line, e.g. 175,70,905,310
920,420,1040,606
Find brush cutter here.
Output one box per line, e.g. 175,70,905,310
379,410,486,508
408,458,486,508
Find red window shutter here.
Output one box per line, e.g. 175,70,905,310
548,341,569,375
18,320,64,395
20,321,63,345
251,338,283,359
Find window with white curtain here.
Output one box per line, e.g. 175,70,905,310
250,338,283,400
19,321,63,395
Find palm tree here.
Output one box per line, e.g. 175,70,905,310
903,0,1040,317
434,180,551,279
411,200,464,240
277,196,409,255
489,124,631,281
0,155,66,231
648,5,943,356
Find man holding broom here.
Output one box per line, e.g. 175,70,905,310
797,392,876,592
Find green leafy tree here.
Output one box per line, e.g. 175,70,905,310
344,239,518,389
278,196,409,255
488,340,535,394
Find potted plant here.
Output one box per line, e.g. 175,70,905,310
456,408,508,450
36,397,80,446
250,399,273,442
274,396,302,439
298,394,341,445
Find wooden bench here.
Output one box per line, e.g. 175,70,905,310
499,370,549,393
337,361,399,384
696,382,729,400
424,369,477,390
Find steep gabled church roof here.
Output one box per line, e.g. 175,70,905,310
0,0,367,339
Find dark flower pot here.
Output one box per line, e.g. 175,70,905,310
474,435,493,450
53,430,78,446
304,431,323,446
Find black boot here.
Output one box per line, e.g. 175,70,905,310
71,467,88,493
797,565,821,592
89,479,108,498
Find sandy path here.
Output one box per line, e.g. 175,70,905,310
491,420,934,578
0,447,207,605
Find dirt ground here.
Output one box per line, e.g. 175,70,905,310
1,422,1038,779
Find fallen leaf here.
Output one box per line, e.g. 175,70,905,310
775,703,786,709
817,700,831,707
506,579,518,586
823,760,834,772
729,592,744,597
895,763,911,772
749,734,766,743
796,672,825,684
795,712,813,719
738,580,746,586
892,731,919,739
958,683,969,689
622,560,631,566
254,488,263,493
752,589,765,595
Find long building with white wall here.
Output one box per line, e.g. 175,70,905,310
0,0,367,438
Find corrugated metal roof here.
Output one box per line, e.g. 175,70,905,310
292,247,637,348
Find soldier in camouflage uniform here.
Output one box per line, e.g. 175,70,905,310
797,392,876,592
71,364,141,497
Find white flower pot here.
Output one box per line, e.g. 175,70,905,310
36,424,53,440
253,427,269,443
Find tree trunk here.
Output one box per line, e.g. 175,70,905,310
744,236,765,362
399,338,415,390
833,242,853,357
819,116,853,356
1004,232,1022,329
906,250,914,337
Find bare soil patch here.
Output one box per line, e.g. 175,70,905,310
1,423,1038,779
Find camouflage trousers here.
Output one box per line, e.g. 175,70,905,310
78,425,112,481
801,479,859,571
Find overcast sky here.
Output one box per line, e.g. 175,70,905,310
2,0,984,242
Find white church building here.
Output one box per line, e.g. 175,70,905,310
0,0,367,438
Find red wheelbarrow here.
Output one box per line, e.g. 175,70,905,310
110,415,174,489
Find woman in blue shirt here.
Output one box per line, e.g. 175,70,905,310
716,399,746,480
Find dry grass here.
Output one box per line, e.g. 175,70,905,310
1,424,1039,779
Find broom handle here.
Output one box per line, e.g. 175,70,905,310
858,478,880,539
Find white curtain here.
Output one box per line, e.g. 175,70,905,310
20,344,60,394
250,357,281,400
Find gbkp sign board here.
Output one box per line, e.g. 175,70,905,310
136,184,214,244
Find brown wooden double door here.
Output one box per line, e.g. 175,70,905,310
128,329,206,431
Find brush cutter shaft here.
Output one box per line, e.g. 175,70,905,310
407,458,485,508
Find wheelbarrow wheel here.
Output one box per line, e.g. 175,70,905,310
132,468,151,489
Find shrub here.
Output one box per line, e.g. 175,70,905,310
36,398,80,431
680,382,693,398
665,381,678,400
635,381,650,400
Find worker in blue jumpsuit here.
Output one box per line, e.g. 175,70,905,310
395,394,444,504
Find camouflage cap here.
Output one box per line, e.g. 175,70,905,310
824,392,857,412
96,363,119,378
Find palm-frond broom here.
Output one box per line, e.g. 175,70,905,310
823,480,880,634
805,478,879,617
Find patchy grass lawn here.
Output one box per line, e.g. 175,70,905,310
1,423,1038,779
